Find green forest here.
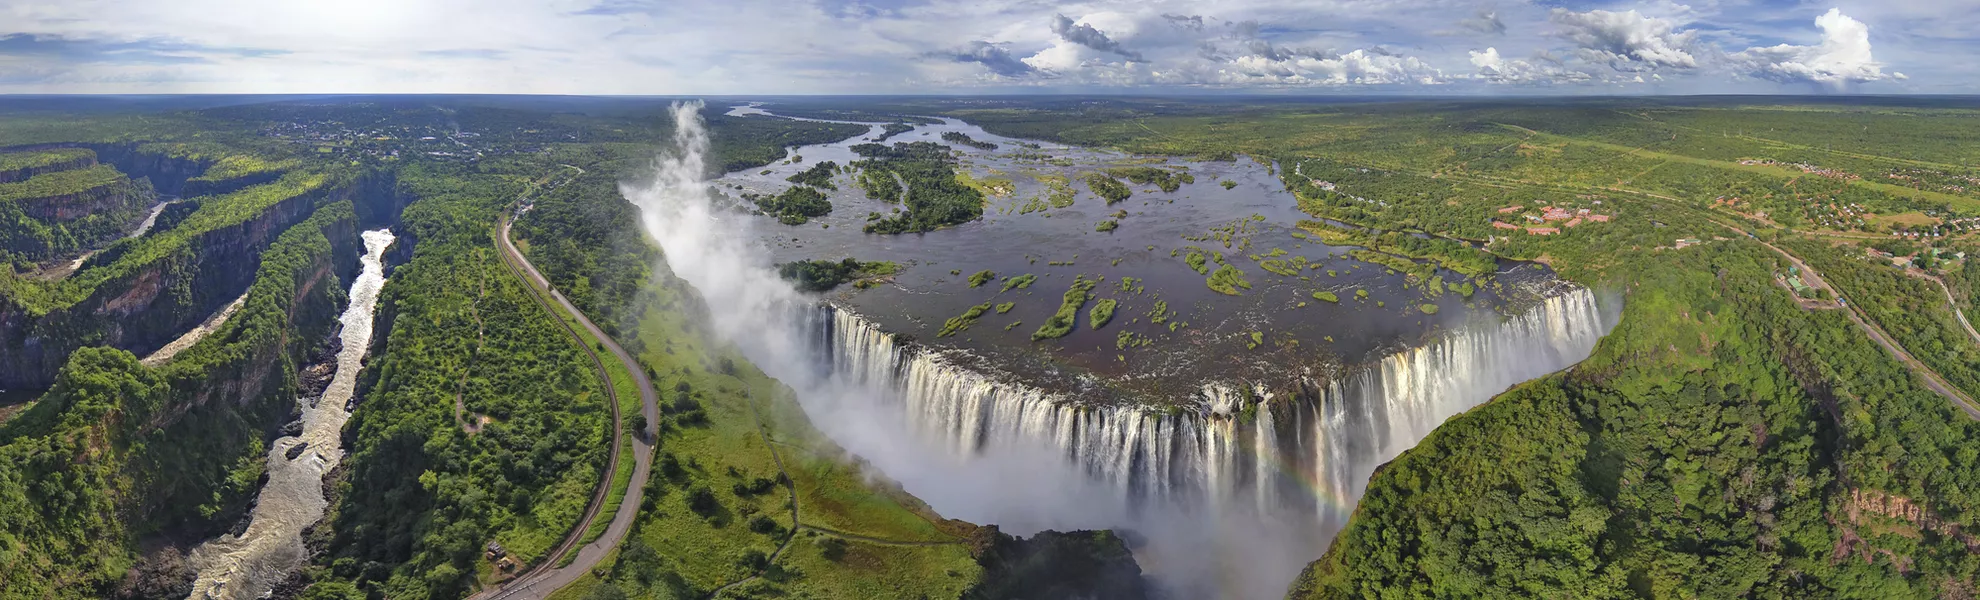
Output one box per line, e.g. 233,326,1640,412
851,141,986,234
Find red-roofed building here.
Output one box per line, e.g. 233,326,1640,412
1497,205,1524,214
1565,217,1585,228
1492,221,1519,230
1526,227,1559,235
1589,214,1611,223
1542,207,1574,221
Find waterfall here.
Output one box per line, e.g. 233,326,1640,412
624,102,1618,599
811,286,1613,529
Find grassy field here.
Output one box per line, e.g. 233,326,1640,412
542,265,980,600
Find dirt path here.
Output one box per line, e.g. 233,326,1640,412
706,389,800,599
471,213,660,600
795,525,966,547
1905,269,1980,347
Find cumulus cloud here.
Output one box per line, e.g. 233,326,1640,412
1049,14,1144,62
933,41,1034,77
1223,48,1445,86
1551,9,1698,70
1734,8,1900,88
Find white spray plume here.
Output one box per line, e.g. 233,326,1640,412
621,101,1323,600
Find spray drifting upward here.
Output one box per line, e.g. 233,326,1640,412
621,102,1614,599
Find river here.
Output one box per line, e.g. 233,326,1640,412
183,228,396,600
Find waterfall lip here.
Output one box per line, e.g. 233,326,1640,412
827,279,1619,414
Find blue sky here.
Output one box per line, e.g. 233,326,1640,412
0,0,1972,94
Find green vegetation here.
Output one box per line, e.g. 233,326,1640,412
325,168,610,599
1000,273,1036,292
0,147,93,179
1088,298,1117,329
1416,303,1438,314
776,258,902,292
1220,180,1237,190
0,163,129,203
1205,264,1251,295
1183,251,1208,274
1084,173,1131,204
1300,222,1497,279
1104,166,1193,193
1032,276,1097,340
968,269,996,287
875,122,915,142
942,131,998,150
1095,219,1118,232
708,116,867,174
190,154,300,184
995,301,1015,314
0,164,149,261
785,160,839,190
498,170,994,600
939,303,994,337
1311,291,1339,303
6,169,334,314
1039,173,1077,208
1288,242,1980,599
752,185,832,225
853,142,985,234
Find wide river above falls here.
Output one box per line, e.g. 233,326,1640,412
716,103,1579,402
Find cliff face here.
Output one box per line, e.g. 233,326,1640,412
0,153,97,184
0,203,356,600
18,177,148,222
85,144,214,197
0,172,388,389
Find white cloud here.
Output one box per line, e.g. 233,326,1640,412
1551,8,1698,71
0,0,1945,93
1222,49,1446,86
1467,47,1590,84
1734,8,1899,89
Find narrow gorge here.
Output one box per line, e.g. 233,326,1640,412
184,228,396,600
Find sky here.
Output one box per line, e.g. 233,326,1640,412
0,0,1975,95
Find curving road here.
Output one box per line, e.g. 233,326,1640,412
1716,221,1980,420
473,213,661,600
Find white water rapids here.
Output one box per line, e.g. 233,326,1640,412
184,228,396,600
625,102,1616,599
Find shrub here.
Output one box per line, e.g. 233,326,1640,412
1089,299,1117,329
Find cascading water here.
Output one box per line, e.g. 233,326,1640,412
184,228,396,600
625,102,1617,599
812,285,1613,528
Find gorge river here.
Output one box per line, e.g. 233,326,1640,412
184,228,396,600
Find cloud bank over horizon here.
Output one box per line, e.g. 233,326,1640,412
0,0,1969,94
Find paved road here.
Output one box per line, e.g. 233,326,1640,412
1724,224,1980,420
473,215,661,600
